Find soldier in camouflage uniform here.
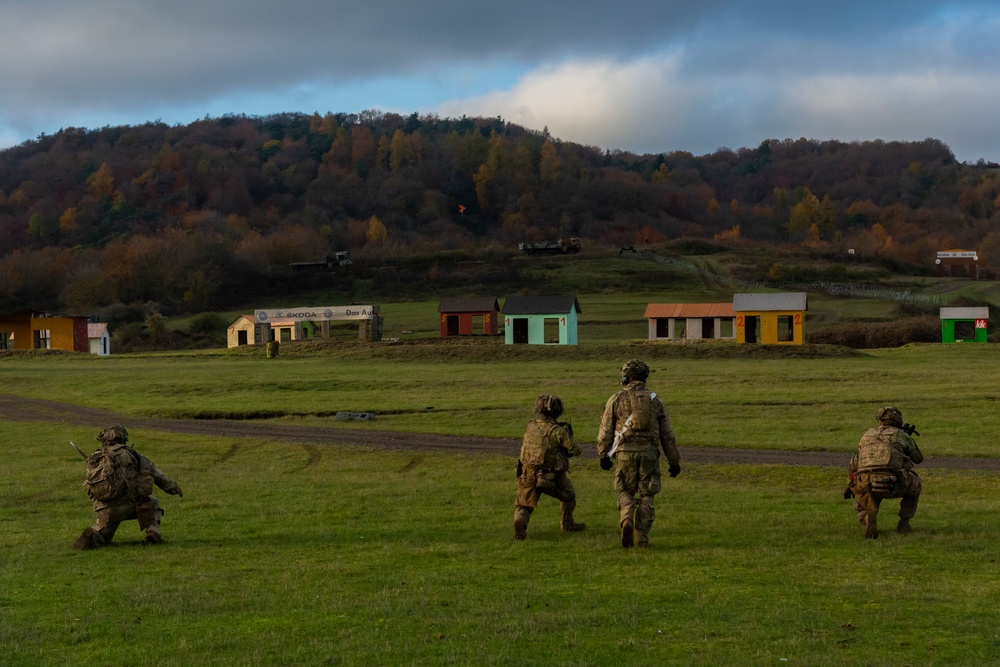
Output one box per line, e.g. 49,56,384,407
597,359,680,548
73,425,184,550
513,395,586,540
847,407,923,539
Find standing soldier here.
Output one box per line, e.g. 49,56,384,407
847,407,923,539
513,395,586,540
73,425,184,550
597,359,680,548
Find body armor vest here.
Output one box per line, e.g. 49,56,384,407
856,427,906,473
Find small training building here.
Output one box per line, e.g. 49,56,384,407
936,250,979,279
88,322,111,356
940,307,989,343
229,306,383,348
437,298,501,337
502,296,581,345
0,309,89,352
733,292,807,345
643,303,736,340
227,315,256,347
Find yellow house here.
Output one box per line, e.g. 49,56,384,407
733,293,807,345
0,309,90,352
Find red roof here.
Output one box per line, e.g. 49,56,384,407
644,303,735,319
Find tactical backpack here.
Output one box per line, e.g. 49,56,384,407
856,427,906,473
84,445,137,503
519,420,554,467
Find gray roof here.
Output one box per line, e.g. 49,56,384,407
438,297,500,313
733,292,808,312
940,306,989,320
502,296,581,315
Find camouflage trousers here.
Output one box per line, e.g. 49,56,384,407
851,469,922,523
614,451,662,541
515,466,576,509
88,495,165,546
514,467,577,527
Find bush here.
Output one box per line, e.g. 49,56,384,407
809,316,940,348
189,312,228,335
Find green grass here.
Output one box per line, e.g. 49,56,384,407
4,343,1000,664
4,422,1000,665
3,342,1000,456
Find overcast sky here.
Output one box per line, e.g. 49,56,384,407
2,1,998,162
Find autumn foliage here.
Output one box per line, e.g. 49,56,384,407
1,111,999,317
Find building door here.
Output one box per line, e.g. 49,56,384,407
512,318,529,344
702,318,715,339
238,330,248,346
446,315,459,336
744,316,759,343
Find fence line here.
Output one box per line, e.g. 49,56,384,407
619,252,943,305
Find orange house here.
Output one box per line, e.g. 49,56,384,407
0,309,89,352
438,298,501,336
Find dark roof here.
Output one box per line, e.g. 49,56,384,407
502,296,581,315
438,297,500,313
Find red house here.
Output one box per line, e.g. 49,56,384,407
438,298,501,336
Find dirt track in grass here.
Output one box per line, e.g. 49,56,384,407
3,393,998,472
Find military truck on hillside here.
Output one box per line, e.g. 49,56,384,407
518,238,582,256
289,251,352,271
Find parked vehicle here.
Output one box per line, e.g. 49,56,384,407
518,238,581,256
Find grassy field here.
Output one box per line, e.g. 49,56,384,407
3,341,1000,665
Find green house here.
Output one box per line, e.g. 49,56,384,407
502,296,581,345
940,307,989,343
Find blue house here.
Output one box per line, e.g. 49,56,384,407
502,296,581,345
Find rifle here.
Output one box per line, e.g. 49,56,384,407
70,441,88,460
901,423,920,437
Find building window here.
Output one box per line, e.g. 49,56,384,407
720,318,734,338
33,329,51,349
777,316,794,342
544,317,561,344
954,320,976,341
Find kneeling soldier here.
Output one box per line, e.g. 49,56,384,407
847,407,923,539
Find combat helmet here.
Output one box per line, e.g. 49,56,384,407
97,424,129,445
876,407,903,427
620,359,650,385
534,394,564,419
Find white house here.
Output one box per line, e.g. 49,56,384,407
88,322,110,356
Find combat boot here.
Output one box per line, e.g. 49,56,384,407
864,513,879,540
559,500,586,533
897,517,912,534
73,527,96,551
514,508,531,541
621,518,635,548
144,530,163,545
636,533,649,548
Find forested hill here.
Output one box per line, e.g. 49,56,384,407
1,110,999,317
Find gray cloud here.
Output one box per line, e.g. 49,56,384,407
1,1,998,161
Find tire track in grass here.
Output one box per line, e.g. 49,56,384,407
3,394,998,472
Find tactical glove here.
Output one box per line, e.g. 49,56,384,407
599,456,613,471
668,464,681,478
843,485,854,500
558,421,574,438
